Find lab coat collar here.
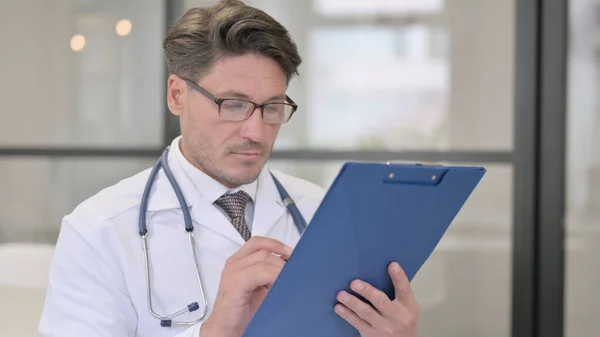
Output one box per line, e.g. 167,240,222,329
186,166,286,245
145,138,286,245
144,143,194,212
145,137,260,211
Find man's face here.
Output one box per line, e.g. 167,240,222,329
167,54,287,188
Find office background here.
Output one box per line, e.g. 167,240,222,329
0,0,597,337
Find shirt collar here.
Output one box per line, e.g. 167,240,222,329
171,136,258,204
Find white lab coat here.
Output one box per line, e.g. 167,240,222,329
38,143,326,337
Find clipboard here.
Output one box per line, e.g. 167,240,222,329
242,161,486,337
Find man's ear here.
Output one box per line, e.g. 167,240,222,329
167,74,185,116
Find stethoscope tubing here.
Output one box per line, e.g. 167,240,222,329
138,147,307,327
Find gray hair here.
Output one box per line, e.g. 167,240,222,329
163,0,302,84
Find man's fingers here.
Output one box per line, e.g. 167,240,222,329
348,279,396,317
239,262,283,290
389,262,417,308
237,249,286,270
221,237,291,295
336,290,388,328
230,236,293,261
334,303,374,335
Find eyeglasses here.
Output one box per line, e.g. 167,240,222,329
182,78,297,124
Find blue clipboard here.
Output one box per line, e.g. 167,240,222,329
242,161,486,337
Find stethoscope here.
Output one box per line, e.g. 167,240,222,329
138,147,307,328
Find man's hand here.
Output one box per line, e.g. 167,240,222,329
200,236,292,337
334,262,419,337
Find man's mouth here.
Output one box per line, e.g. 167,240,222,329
232,152,262,159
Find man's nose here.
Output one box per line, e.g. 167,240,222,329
239,107,266,142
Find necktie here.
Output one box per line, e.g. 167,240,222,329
214,190,252,241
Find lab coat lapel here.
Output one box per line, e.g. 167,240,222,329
251,170,287,238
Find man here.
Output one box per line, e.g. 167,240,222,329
39,1,419,336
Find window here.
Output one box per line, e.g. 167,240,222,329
0,0,165,147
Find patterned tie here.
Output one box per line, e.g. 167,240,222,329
214,190,252,241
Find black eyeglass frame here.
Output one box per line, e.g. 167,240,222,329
181,77,298,124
